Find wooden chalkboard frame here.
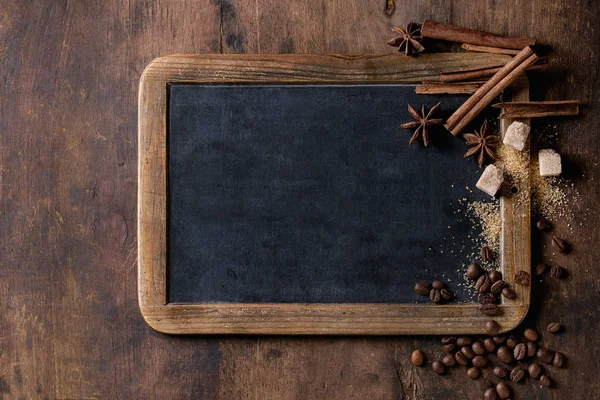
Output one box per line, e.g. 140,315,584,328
138,53,530,335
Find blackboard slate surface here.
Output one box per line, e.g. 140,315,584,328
168,84,495,304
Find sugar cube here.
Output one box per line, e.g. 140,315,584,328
503,121,530,151
539,149,562,177
476,164,504,197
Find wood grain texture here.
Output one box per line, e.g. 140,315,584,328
2,0,599,398
139,53,529,335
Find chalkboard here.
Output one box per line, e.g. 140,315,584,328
168,84,491,304
138,54,531,335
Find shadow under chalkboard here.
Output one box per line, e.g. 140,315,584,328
167,84,499,304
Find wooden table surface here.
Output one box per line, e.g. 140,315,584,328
1,1,598,399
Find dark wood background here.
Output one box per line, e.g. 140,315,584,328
1,0,598,398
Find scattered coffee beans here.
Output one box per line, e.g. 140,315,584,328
472,355,487,367
455,351,468,365
551,237,569,253
526,341,537,357
430,289,442,303
536,217,551,231
411,349,424,366
461,346,476,360
490,280,506,294
442,354,456,367
506,335,519,349
524,328,538,341
479,293,497,304
493,335,506,344
484,338,497,353
484,388,499,400
476,274,492,293
539,374,553,387
467,262,482,279
493,366,508,379
514,271,531,286
496,382,511,399
528,362,542,378
553,351,565,368
440,288,454,300
432,280,445,290
489,270,502,283
486,320,501,335
510,366,525,382
497,346,513,364
535,263,547,276
480,246,494,261
443,343,457,353
514,343,526,361
550,265,565,279
467,366,481,380
480,303,498,316
456,336,472,347
501,287,516,299
536,347,555,364
431,360,445,375
472,341,486,355
414,281,431,295
547,322,562,333
441,336,456,344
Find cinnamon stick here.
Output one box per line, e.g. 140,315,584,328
449,52,540,135
440,59,547,83
421,20,536,50
416,81,484,95
492,100,580,118
445,46,536,132
461,43,520,55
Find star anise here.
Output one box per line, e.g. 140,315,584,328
387,23,425,55
463,120,498,167
400,103,443,147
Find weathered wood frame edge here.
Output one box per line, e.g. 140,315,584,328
138,53,531,335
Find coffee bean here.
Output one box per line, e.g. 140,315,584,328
441,336,457,344
539,375,553,387
551,237,569,253
497,346,513,364
456,336,472,347
431,360,445,374
501,287,516,300
493,366,508,379
411,349,424,366
461,346,476,360
472,341,486,355
514,343,526,361
479,293,497,305
536,217,551,231
489,270,503,283
524,328,538,341
472,355,487,367
443,343,457,353
493,335,506,344
484,338,497,353
440,288,454,301
491,280,506,294
536,263,547,276
506,335,519,349
496,382,511,399
484,388,499,400
553,352,565,368
513,271,531,286
536,347,555,364
414,281,431,295
486,320,501,335
484,378,495,388
455,351,468,365
476,275,492,293
467,262,482,279
528,362,542,378
432,280,446,290
467,366,481,380
442,354,456,367
510,366,525,382
547,322,562,333
430,289,442,303
526,341,537,357
481,246,494,261
480,303,498,316
550,265,565,279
